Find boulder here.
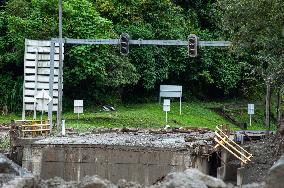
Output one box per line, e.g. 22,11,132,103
151,168,226,188
266,154,284,188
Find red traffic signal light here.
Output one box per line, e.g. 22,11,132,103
120,33,130,55
188,34,198,57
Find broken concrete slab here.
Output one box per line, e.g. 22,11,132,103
265,154,284,188
0,154,30,176
19,131,215,185
150,168,227,188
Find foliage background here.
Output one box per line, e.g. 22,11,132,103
1,0,281,112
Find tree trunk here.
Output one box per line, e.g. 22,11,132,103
276,87,282,129
265,81,271,133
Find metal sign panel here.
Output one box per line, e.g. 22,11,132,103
160,85,182,98
74,100,83,113
159,85,182,114
248,104,254,115
22,39,64,119
163,99,171,112
74,106,83,114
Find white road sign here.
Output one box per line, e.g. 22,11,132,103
248,104,254,115
74,100,83,114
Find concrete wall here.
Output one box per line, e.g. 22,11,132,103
22,144,210,185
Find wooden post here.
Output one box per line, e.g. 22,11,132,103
265,79,271,134
277,87,282,128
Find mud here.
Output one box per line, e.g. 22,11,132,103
244,135,282,183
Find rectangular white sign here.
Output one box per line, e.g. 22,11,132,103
248,104,254,115
163,99,170,112
74,100,83,113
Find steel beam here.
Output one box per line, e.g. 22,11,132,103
51,38,231,47
48,41,55,131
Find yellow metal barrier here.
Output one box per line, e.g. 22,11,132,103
15,120,50,137
214,125,253,164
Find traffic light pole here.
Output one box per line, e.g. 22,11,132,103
48,37,231,129
48,38,231,46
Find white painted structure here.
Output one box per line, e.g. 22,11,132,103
159,85,182,114
74,100,83,119
34,89,52,111
163,99,170,124
247,104,254,115
22,39,64,120
248,104,255,126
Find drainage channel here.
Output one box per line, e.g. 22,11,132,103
15,130,217,185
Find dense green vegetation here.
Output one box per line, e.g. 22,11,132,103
0,0,283,130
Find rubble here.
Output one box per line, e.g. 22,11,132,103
150,168,227,188
244,136,281,183
0,154,30,176
265,154,284,188
2,127,282,187
32,128,214,151
0,154,36,188
0,150,270,188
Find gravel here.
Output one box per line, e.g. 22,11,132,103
32,129,214,150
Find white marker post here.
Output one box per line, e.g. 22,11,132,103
247,104,254,126
62,119,65,136
74,100,83,119
163,99,170,125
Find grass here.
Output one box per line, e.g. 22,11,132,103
63,102,238,132
0,101,274,132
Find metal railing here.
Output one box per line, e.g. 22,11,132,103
214,125,253,164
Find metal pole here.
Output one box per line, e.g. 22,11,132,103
33,50,39,119
180,97,181,115
57,0,63,127
166,111,168,124
249,115,252,126
48,41,55,132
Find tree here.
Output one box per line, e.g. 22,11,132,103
1,0,139,105
216,0,284,129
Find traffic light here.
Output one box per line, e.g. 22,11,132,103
188,34,198,57
120,33,130,55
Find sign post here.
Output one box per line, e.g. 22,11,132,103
163,99,170,125
74,100,83,119
247,104,254,126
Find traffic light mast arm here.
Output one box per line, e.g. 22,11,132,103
60,38,231,46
